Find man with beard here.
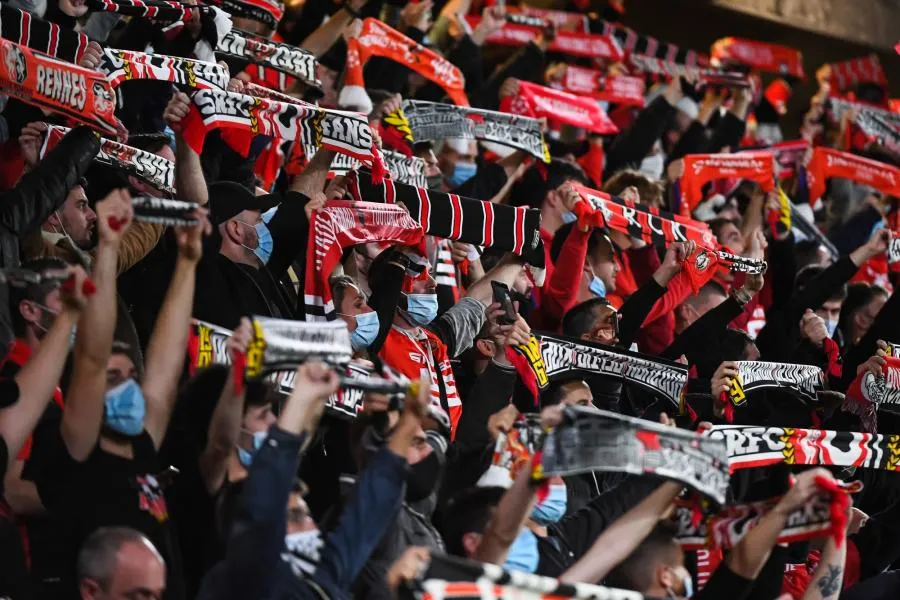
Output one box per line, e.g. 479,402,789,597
40,181,97,255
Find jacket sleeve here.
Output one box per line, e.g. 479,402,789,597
431,296,486,358
265,191,311,280
313,447,408,593
694,562,754,600
453,361,517,450
641,271,693,326
540,226,591,328
448,36,485,101
474,43,546,110
617,279,666,348
221,426,309,600
0,126,99,237
604,97,675,177
839,288,900,391
667,121,710,163
368,253,406,354
828,205,882,256
786,256,858,326
663,296,744,361
708,112,747,153
115,222,165,275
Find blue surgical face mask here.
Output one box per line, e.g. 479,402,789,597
238,220,274,265
403,293,438,326
825,319,839,338
503,528,539,574
447,162,477,188
237,430,268,468
261,206,278,224
561,211,578,224
349,310,380,350
531,482,567,525
589,274,606,298
104,379,146,437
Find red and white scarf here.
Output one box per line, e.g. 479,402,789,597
553,65,645,108
99,47,229,90
828,97,900,155
204,0,283,30
711,37,805,80
345,18,468,106
465,15,622,61
680,153,775,217
0,38,120,136
515,7,588,32
827,54,887,92
500,81,618,135
0,4,89,64
86,0,205,23
806,147,900,206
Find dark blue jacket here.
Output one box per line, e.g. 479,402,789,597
197,425,408,600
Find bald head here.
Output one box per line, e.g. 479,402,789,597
78,527,166,600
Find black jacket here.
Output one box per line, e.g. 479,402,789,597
0,126,99,353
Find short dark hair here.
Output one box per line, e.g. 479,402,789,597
77,527,161,590
9,257,68,337
546,158,588,191
839,283,888,332
794,240,824,271
606,523,680,592
562,298,612,338
795,265,847,303
707,217,740,240
441,486,506,557
126,132,170,155
603,169,665,206
550,224,613,264
695,328,755,378
540,377,588,408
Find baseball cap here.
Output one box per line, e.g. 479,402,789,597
207,182,278,226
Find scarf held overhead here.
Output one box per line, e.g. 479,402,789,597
304,200,424,321
500,81,619,135
711,37,805,80
0,4,89,64
828,97,900,155
204,0,283,29
847,356,900,414
555,65,645,108
465,15,623,61
216,29,319,87
725,361,825,408
39,124,175,196
86,0,207,23
806,147,900,206
0,38,119,135
541,406,730,504
345,18,467,106
98,47,229,90
706,425,900,471
680,153,775,217
398,99,548,162
303,144,425,187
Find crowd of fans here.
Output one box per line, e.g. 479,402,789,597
1,0,900,599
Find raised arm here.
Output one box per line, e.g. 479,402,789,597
142,208,210,449
802,536,846,600
290,148,336,198
0,267,89,464
165,92,209,207
199,318,252,494
61,190,132,461
473,456,539,565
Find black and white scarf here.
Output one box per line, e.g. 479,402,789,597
0,4,89,64
86,0,207,22
304,144,425,187
398,100,549,162
245,316,353,378
725,361,825,408
829,97,900,154
205,0,283,30
40,124,175,196
216,29,319,87
98,47,229,90
541,406,730,504
706,424,900,471
131,197,200,226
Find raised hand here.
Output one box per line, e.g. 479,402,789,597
95,189,134,245
174,207,212,262
18,121,48,169
164,92,193,133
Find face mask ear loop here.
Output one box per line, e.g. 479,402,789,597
54,210,72,241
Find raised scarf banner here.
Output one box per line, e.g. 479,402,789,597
0,39,120,136
40,124,175,196
512,332,690,408
500,81,619,135
541,406,730,504
603,20,708,73
828,97,900,155
130,197,200,226
516,7,588,32
346,18,467,106
0,4,89,64
826,54,887,92
245,317,352,377
302,144,425,187
475,416,546,489
674,479,862,550
204,0,283,30
725,361,825,408
464,15,623,61
216,29,320,87
710,37,805,80
628,54,701,79
555,65,645,108
706,425,900,471
680,153,775,218
739,140,809,180
86,0,206,23
98,47,230,90
805,147,900,206
179,88,386,179
398,99,548,162
416,554,645,600
304,200,424,321
847,356,900,414
344,169,545,262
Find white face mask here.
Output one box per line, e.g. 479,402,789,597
639,153,665,180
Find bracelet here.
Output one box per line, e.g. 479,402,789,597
343,1,361,19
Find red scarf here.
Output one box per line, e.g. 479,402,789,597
0,38,120,136
514,7,588,32
827,54,887,92
806,147,900,206
303,200,423,321
711,37,805,80
345,19,468,106
465,15,623,61
500,81,618,135
680,153,775,217
553,65,645,108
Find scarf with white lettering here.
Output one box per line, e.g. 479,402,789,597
216,29,319,87
418,554,646,600
98,47,229,90
846,356,900,419
826,54,887,92
500,81,618,135
244,317,353,378
710,37,805,80
344,18,468,107
464,15,623,61
475,416,546,489
344,168,546,268
553,66,645,107
131,197,200,226
398,99,548,161
179,88,386,180
603,19,707,75
302,144,425,186
86,0,206,22
304,201,424,321
828,97,900,155
679,153,776,218
512,7,588,32
0,4,89,64
806,147,900,206
706,424,900,471
0,39,120,136
512,332,690,408
740,140,810,180
719,361,825,422
203,0,283,29
675,479,861,550
40,124,175,196
542,406,730,504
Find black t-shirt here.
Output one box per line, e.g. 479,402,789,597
27,426,185,599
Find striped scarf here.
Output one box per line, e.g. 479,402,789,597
98,47,229,90
827,54,886,92
86,0,206,22
828,97,900,155
721,361,825,419
216,29,319,87
205,0,283,30
0,4,89,64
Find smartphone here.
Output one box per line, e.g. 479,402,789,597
492,281,517,325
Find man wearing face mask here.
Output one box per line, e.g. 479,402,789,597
436,138,478,190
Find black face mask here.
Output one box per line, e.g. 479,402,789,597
406,451,442,502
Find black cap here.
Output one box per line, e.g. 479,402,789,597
207,182,277,226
